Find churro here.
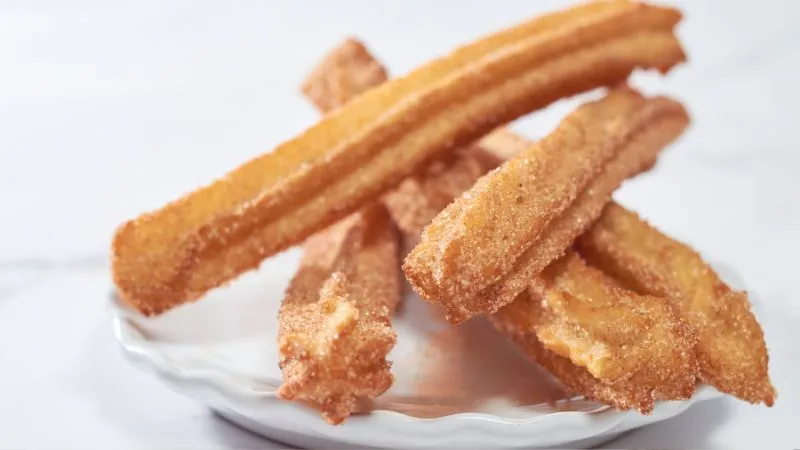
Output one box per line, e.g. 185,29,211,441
276,40,401,425
112,0,685,315
389,127,535,243
528,252,695,400
303,39,501,248
490,289,683,413
404,89,690,322
577,202,776,405
277,205,401,424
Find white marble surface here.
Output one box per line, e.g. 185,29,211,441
1,0,798,448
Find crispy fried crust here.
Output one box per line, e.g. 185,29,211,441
404,89,689,322
277,205,401,424
490,298,662,414
577,202,777,405
528,252,696,400
304,41,501,249
465,95,689,319
276,40,400,424
301,38,388,113
445,129,699,411
383,147,499,247
383,127,532,246
112,1,685,315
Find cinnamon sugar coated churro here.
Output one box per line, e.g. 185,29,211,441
276,41,401,424
460,93,689,320
277,205,401,424
404,89,690,322
526,252,696,403
112,0,685,315
577,202,776,405
490,290,676,413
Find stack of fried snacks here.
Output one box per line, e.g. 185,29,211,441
111,1,775,424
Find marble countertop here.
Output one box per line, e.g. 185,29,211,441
1,0,798,447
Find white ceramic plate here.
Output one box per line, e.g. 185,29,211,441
112,248,727,449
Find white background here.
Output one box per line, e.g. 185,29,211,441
1,0,798,448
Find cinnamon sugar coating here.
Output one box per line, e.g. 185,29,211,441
277,206,401,424
404,89,689,322
577,202,777,406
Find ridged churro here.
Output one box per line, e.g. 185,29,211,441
490,290,686,414
303,39,501,248
525,252,695,402
404,89,690,323
112,0,685,315
577,202,776,406
277,40,401,425
277,205,401,425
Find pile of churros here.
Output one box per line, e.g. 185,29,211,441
112,0,776,425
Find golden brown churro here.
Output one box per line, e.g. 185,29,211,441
404,89,690,322
112,1,685,315
577,202,776,405
277,40,401,425
490,292,682,413
277,206,401,424
303,40,501,248
502,253,696,408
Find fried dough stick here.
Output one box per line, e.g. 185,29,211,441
277,206,400,424
405,89,690,322
490,301,659,412
577,202,777,405
112,1,685,315
277,41,400,425
493,252,696,413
